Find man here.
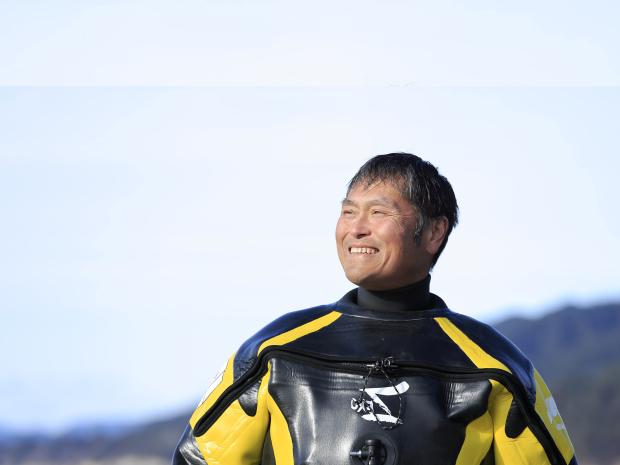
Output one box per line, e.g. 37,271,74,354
173,153,578,465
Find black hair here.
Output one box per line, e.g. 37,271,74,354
347,152,459,266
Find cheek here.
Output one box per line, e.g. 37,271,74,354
376,220,404,243
379,229,411,259
335,221,347,254
335,222,344,242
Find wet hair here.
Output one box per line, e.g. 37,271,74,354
347,152,459,266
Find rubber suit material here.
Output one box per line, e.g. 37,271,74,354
172,291,578,465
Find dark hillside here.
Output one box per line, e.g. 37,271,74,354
495,302,620,386
495,302,620,465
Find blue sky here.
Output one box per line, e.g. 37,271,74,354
1,0,619,86
1,1,619,432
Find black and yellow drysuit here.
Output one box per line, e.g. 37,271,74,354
172,290,578,465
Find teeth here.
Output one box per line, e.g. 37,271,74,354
350,247,378,254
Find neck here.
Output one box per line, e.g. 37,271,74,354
356,274,432,312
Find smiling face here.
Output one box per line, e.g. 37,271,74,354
335,181,435,291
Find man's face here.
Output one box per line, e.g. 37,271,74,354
335,181,433,291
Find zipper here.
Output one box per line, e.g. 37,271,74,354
193,348,567,465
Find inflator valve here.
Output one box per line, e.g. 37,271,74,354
349,439,386,465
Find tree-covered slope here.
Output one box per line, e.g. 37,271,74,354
494,302,620,465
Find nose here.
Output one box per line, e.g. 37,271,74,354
350,212,371,238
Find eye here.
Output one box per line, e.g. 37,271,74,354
341,209,354,216
371,209,386,215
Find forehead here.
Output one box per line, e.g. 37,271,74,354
343,181,410,208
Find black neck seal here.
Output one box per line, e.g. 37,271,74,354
334,274,450,321
357,274,432,312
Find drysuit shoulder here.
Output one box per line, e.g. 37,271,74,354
233,304,338,378
444,311,536,402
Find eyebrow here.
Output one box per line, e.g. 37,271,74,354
341,197,399,209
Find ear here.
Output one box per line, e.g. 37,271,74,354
423,216,449,255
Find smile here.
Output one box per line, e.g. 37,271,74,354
349,247,379,254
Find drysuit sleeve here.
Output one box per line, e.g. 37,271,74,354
171,354,272,465
489,369,578,465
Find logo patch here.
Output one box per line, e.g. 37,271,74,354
351,381,410,424
198,363,226,406
544,395,566,431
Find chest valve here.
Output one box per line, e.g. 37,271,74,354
350,439,387,465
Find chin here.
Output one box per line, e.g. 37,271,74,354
359,281,391,291
346,272,381,290
348,272,412,291
344,271,365,287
